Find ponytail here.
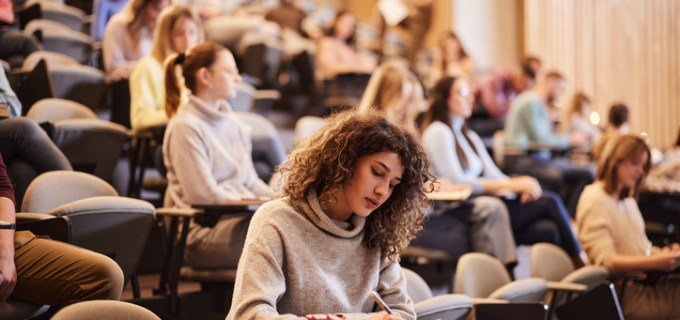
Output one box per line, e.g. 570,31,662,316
165,53,183,118
163,42,228,119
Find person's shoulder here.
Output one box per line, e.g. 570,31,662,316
107,12,128,28
250,198,301,227
423,121,452,139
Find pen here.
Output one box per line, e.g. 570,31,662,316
370,291,393,315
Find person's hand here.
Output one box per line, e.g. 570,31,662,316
366,311,403,320
508,176,542,203
651,246,680,272
0,254,17,302
569,132,590,148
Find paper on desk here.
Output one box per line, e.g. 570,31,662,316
378,0,409,26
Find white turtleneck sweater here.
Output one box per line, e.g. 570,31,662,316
163,95,274,208
421,116,508,195
226,190,416,320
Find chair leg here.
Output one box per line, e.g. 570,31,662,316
131,272,141,299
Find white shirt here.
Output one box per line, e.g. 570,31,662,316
102,12,153,81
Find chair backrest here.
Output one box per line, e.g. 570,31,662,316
294,116,326,145
23,18,71,36
16,59,55,115
51,300,161,320
530,243,575,282
49,64,105,110
228,81,256,112
402,268,433,303
27,98,97,122
52,119,128,181
41,29,93,64
476,303,548,320
25,0,85,31
415,294,473,320
455,253,511,298
556,283,624,320
22,50,79,71
48,196,156,284
22,170,118,213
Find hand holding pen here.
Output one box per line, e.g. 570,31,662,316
369,291,403,320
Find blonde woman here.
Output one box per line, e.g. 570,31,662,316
129,5,202,130
356,61,424,131
102,0,169,81
577,134,680,319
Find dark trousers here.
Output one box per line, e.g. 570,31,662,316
0,118,72,210
504,154,595,217
504,191,581,257
0,30,40,69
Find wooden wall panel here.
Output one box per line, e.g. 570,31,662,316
524,0,680,148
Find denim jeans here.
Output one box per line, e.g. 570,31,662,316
0,117,72,210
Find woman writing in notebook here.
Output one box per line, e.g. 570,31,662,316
162,42,275,270
577,134,680,320
226,110,430,320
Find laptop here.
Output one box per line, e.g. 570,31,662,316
476,303,547,320
556,283,624,320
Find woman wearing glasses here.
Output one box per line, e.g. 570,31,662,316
421,76,584,267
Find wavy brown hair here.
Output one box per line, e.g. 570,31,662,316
597,134,651,200
279,110,435,262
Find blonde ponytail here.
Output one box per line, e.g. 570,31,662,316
164,52,183,118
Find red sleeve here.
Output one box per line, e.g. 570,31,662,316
0,155,15,206
0,0,15,25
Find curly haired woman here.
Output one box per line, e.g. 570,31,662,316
226,111,432,320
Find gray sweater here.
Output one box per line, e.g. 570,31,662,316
163,95,273,208
226,190,415,320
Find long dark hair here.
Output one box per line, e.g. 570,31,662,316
327,10,356,46
423,76,479,171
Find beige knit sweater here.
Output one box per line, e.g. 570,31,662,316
576,182,655,270
226,190,416,320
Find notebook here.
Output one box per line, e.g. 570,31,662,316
556,283,624,320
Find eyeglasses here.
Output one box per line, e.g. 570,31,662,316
458,87,470,98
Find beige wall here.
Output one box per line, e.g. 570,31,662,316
453,0,521,72
524,0,680,148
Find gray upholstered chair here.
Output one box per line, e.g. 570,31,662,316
50,300,160,320
531,243,609,318
455,253,549,302
402,268,473,320
19,171,156,289
24,0,86,31
23,19,93,64
294,116,326,145
52,119,127,182
21,49,80,71
49,64,106,110
27,98,96,123
228,81,256,112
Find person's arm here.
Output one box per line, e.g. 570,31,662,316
0,155,16,302
366,261,415,320
102,16,138,80
520,100,570,149
0,0,14,24
226,206,305,320
0,68,21,118
421,122,486,195
129,59,168,130
316,38,364,78
165,123,257,204
236,120,275,198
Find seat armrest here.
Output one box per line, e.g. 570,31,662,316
156,207,201,217
414,294,473,320
15,212,55,223
488,278,548,302
471,298,509,305
547,281,587,292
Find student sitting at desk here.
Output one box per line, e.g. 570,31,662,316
226,110,428,320
162,42,274,270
